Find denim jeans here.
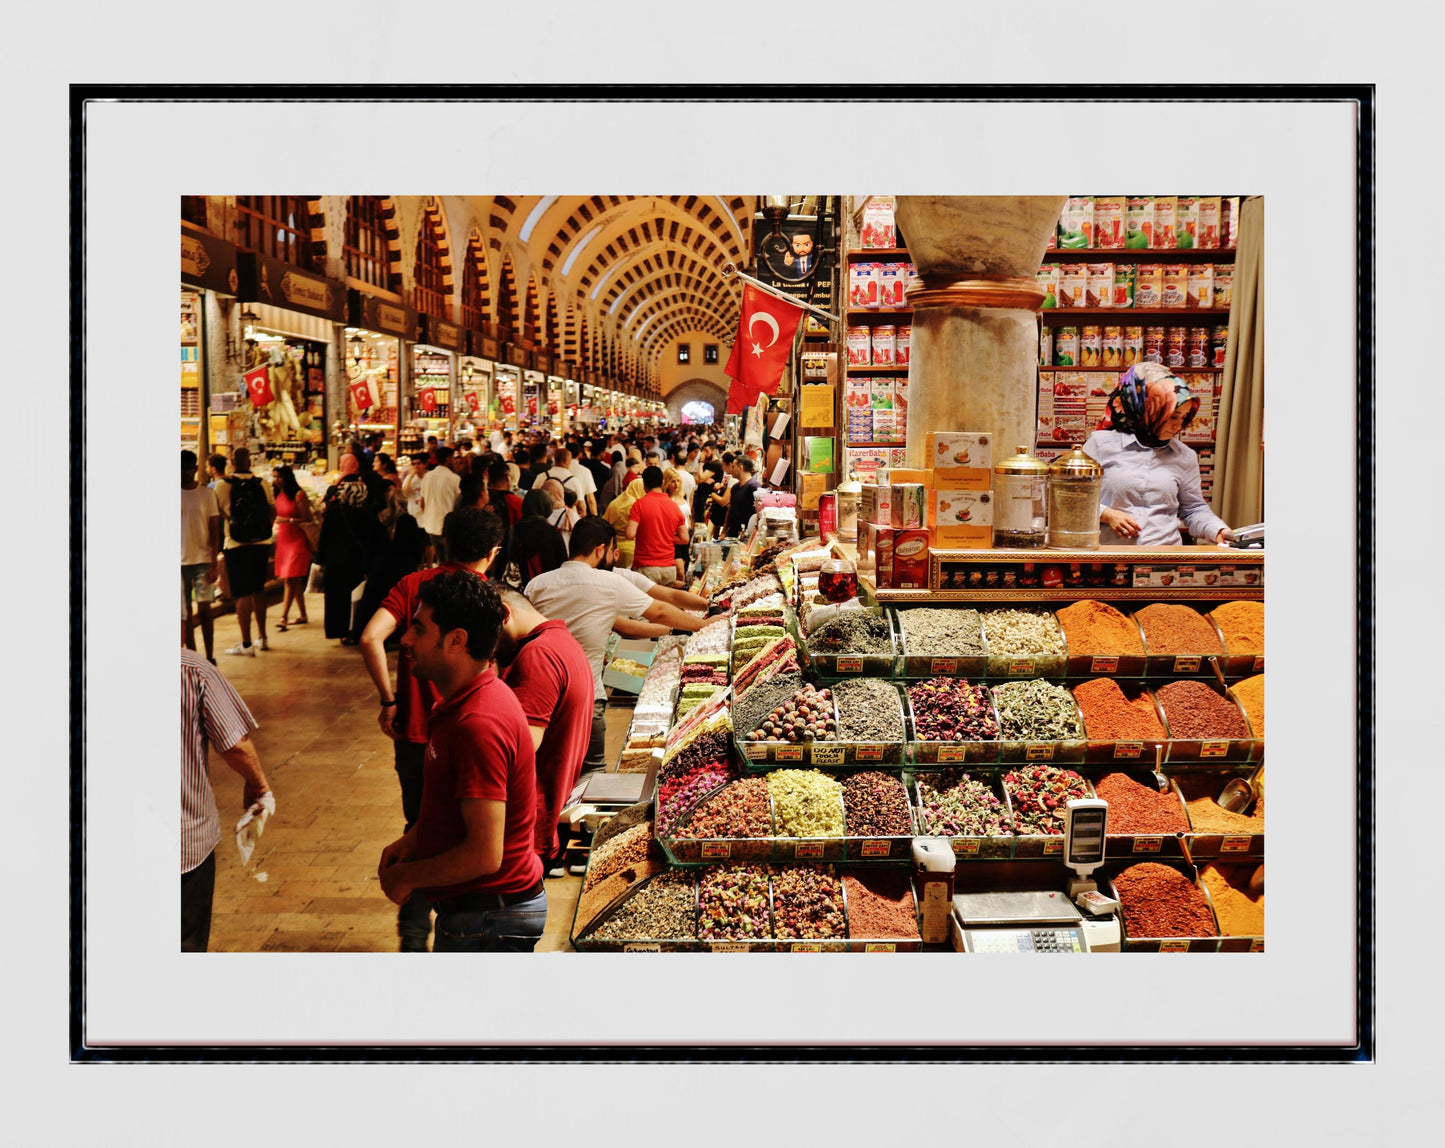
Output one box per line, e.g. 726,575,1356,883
395,740,433,943
433,889,549,952
583,695,608,772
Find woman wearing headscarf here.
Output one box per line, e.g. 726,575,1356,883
603,477,647,569
1083,362,1235,547
596,447,629,509
317,452,383,644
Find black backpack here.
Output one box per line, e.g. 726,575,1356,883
226,476,271,544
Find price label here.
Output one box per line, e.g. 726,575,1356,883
794,841,826,859
709,943,751,953
745,743,768,761
860,840,894,858
1113,741,1144,759
864,943,897,953
1249,938,1264,953
1220,835,1253,854
938,745,968,763
623,943,661,953
700,841,732,860
789,943,822,953
837,656,864,673
952,838,980,856
931,658,959,674
1132,836,1163,853
1026,743,1056,761
1159,939,1191,953
1252,656,1265,672
811,744,845,766
1090,656,1120,674
857,745,885,762
1200,740,1230,758
1173,656,1202,673
1042,838,1064,856
776,745,804,762
1009,658,1037,676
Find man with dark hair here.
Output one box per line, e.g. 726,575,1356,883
419,445,461,563
494,585,594,878
525,515,706,776
359,507,505,951
214,446,276,656
182,450,223,664
724,455,760,538
456,470,490,511
376,571,546,952
580,438,613,495
206,452,229,490
627,465,688,586
487,458,524,528
695,458,727,536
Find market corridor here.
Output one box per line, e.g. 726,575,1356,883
200,589,620,953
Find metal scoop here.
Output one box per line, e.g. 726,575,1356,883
1217,777,1255,813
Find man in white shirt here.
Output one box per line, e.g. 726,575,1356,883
525,516,707,773
181,450,223,664
530,446,597,515
418,445,462,562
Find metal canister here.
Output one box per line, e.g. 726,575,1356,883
1046,446,1104,549
836,480,862,542
993,445,1050,549
818,490,838,538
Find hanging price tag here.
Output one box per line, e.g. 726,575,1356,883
931,658,958,674
745,744,768,761
789,943,822,953
701,842,732,860
1200,740,1229,758
1173,656,1202,673
1026,743,1056,760
1113,742,1144,759
856,745,885,762
837,657,864,673
1132,836,1163,853
1252,656,1265,672
1042,838,1064,855
709,943,751,953
1158,939,1191,953
860,840,894,858
1009,658,1037,676
1220,835,1253,853
952,838,980,856
776,745,804,762
938,745,968,763
810,744,845,766
1249,938,1264,953
1090,656,1120,673
794,841,826,860
623,943,661,953
864,943,897,953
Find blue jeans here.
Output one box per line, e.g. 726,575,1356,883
433,889,549,952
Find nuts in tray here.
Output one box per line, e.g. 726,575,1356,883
743,683,837,743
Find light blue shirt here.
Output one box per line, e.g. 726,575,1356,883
1083,430,1228,547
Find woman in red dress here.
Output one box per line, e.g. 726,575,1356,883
270,465,313,629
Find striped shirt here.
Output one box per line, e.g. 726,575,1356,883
181,648,258,873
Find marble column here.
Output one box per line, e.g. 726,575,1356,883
895,196,1067,468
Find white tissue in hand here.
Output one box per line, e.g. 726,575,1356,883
234,792,276,866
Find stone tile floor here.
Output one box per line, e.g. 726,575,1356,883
200,590,626,954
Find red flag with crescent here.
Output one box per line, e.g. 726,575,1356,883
723,284,807,414
244,365,275,407
417,387,438,414
348,377,375,412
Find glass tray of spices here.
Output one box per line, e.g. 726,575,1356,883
767,769,848,862
1054,599,1149,679
658,776,776,866
696,863,777,951
571,869,701,952
905,677,1003,766
802,606,900,680
840,770,917,861
981,607,1067,680
1003,765,1094,858
735,678,907,768
1209,600,1265,679
1072,678,1170,765
568,819,669,946
1199,861,1265,953
840,868,923,952
892,606,987,680
1086,767,1191,859
771,864,849,952
1133,602,1227,679
992,678,1087,764
1155,679,1258,764
1103,859,1222,953
908,768,1014,860
1172,770,1265,859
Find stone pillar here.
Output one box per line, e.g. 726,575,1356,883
895,196,1067,468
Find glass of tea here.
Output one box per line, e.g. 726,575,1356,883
817,557,860,603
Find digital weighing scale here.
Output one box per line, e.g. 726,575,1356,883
950,798,1122,953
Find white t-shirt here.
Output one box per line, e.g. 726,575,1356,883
676,468,697,502
524,562,655,699
181,484,221,566
531,463,597,501
418,466,461,535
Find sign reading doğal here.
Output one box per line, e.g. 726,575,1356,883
349,289,420,341
236,251,347,322
181,225,239,295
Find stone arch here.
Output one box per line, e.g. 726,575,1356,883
664,378,730,424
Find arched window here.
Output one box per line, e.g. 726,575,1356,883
413,211,450,319
497,254,518,339
343,195,393,289
461,238,487,330
235,195,315,268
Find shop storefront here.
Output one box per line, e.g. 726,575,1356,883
347,290,420,457
235,251,347,469
465,329,504,437
523,365,546,429
180,223,239,459
414,313,467,444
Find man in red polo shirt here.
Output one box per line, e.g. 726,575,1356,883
359,506,504,951
626,465,688,586
377,572,546,952
494,585,595,878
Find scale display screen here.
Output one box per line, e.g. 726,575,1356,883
1065,799,1108,869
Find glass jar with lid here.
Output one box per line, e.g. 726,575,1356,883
993,445,1049,548
1046,446,1104,549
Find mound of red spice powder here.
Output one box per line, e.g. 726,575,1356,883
1134,603,1224,655
1055,600,1145,655
1073,678,1166,741
1113,862,1218,938
1156,680,1249,739
1092,772,1188,834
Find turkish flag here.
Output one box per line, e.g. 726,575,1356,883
244,365,275,407
723,284,807,413
348,378,375,412
417,387,437,414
